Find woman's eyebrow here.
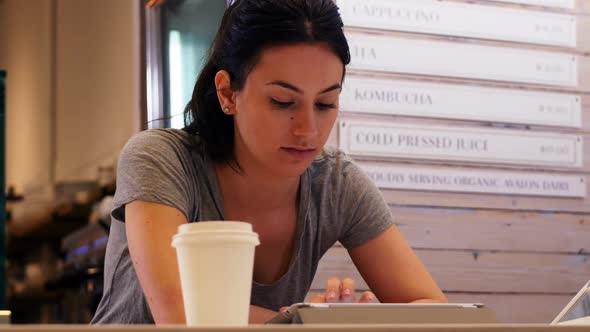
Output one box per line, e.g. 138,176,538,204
319,83,342,94
266,80,342,94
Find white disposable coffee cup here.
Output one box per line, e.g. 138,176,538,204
171,221,260,326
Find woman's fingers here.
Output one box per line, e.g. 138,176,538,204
325,277,341,303
279,306,289,313
340,278,356,303
324,277,368,303
358,291,378,303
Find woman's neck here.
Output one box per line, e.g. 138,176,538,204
214,160,300,216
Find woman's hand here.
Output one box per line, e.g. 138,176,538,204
313,277,378,303
280,277,377,312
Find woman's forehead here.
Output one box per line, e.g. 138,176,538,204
246,43,344,88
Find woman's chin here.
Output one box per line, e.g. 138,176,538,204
271,160,315,178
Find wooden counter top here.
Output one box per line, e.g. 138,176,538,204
1,324,589,332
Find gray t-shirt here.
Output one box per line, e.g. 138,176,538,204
91,128,393,324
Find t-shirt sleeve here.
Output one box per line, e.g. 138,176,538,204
337,160,395,250
111,130,194,222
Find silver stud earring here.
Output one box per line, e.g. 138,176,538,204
223,106,230,114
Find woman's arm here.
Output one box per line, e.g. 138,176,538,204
125,200,278,324
249,305,279,324
348,224,448,303
125,200,188,324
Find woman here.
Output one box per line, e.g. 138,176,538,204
91,0,446,325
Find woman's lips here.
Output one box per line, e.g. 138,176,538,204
281,147,318,159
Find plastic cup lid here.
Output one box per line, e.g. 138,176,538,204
177,221,253,234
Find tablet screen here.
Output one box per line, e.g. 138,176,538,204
558,289,590,323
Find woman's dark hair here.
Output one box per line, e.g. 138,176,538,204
183,0,350,166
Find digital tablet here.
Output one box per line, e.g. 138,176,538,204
265,302,497,324
551,280,590,325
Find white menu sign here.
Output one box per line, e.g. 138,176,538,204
347,32,578,87
487,0,575,9
339,0,576,47
363,164,586,198
341,76,582,127
339,120,584,168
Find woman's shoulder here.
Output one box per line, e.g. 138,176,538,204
113,128,202,222
120,128,204,160
118,128,204,173
124,128,195,151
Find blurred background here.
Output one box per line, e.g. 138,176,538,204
0,0,589,324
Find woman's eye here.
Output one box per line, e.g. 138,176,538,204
316,102,336,111
270,98,294,108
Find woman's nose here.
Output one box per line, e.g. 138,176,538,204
292,107,318,137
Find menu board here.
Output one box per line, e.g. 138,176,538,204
341,76,582,127
486,0,575,9
362,163,586,198
339,120,584,168
339,0,576,47
347,32,578,87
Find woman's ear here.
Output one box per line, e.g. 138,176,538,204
214,70,236,115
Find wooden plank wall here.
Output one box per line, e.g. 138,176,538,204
310,0,590,323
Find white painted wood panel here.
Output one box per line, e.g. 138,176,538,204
331,2,590,326
378,185,590,212
339,120,584,168
313,246,590,293
339,0,576,47
347,32,578,86
390,206,590,253
341,76,582,127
